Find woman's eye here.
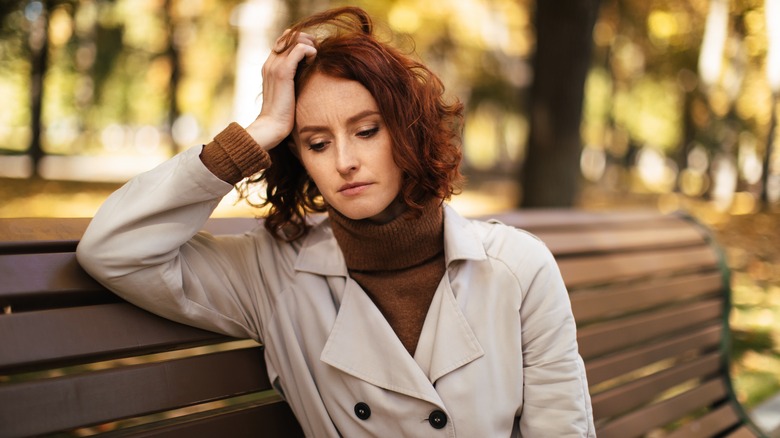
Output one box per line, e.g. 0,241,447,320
357,127,379,138
308,141,328,152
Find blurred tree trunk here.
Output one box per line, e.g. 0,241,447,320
164,0,180,154
28,0,50,177
762,96,776,206
520,0,600,207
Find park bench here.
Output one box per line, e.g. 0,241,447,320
0,210,764,437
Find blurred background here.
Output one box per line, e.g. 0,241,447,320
1,0,779,433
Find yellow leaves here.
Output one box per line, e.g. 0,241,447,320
387,4,421,34
49,7,73,47
386,0,532,56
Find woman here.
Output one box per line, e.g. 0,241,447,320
77,6,594,437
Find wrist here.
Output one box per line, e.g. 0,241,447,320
201,123,271,184
245,116,291,151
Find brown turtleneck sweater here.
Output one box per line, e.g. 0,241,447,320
201,123,446,355
328,203,446,355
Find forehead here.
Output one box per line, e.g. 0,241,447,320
295,73,379,122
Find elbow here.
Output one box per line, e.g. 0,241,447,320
76,233,103,280
76,226,118,283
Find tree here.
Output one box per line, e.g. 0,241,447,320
28,0,50,177
3,0,73,176
521,0,601,207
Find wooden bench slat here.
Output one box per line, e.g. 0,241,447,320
0,252,105,304
0,347,270,437
121,400,304,438
571,271,723,324
0,224,719,303
596,378,727,438
559,245,719,288
0,218,91,255
0,303,227,373
0,218,258,253
727,425,761,438
591,352,721,418
487,209,684,230
664,403,742,438
578,298,722,360
1,213,695,248
535,224,706,256
0,219,257,309
585,324,722,386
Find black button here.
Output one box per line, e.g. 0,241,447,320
354,402,371,420
428,410,447,429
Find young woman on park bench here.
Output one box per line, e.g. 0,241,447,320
76,6,594,437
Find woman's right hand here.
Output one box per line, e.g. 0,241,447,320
245,30,317,151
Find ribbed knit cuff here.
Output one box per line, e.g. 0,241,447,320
200,122,272,184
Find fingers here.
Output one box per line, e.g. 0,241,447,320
291,41,317,64
251,30,317,150
264,30,317,76
273,30,316,54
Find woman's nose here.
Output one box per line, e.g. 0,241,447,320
335,143,359,175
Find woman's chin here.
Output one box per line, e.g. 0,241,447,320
331,199,406,224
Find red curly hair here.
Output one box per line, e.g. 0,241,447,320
241,6,464,241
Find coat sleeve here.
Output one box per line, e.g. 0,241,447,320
76,146,286,341
513,231,596,437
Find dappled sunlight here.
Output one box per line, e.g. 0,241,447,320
2,0,780,425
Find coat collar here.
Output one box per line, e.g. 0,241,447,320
294,205,487,276
441,205,488,266
293,215,348,277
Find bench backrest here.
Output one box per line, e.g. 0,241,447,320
490,210,758,438
0,212,759,437
0,218,303,438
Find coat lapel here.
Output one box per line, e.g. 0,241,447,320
320,278,444,405
414,274,485,384
319,275,486,403
294,217,347,277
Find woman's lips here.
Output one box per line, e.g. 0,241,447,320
338,182,372,196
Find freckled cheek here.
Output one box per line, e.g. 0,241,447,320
300,155,332,192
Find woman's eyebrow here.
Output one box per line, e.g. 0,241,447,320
346,109,381,125
297,110,381,135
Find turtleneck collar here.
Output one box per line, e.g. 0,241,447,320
327,199,444,272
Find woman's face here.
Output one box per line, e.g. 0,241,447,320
293,72,404,223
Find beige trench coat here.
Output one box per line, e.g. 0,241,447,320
77,146,595,437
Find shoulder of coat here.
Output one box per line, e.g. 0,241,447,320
468,217,549,259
